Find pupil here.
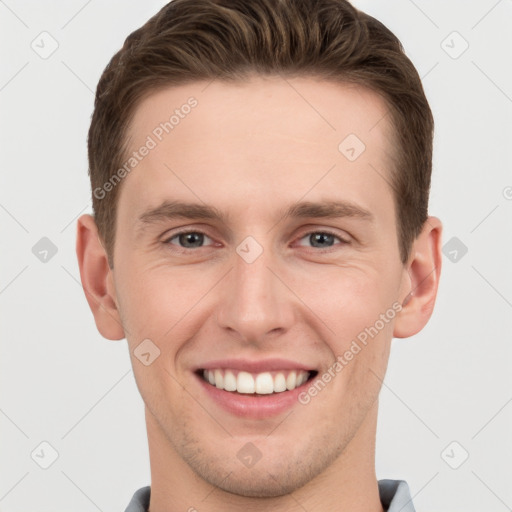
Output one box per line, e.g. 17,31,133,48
180,233,203,248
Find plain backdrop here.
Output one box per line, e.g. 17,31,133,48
1,1,511,511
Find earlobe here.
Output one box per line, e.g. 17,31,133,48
76,214,125,341
393,216,443,338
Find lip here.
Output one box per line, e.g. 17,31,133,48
194,370,316,419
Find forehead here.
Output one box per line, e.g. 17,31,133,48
126,75,393,155
119,75,396,226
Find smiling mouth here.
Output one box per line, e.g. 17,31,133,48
196,368,318,395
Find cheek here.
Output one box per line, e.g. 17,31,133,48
116,261,212,340
132,359,191,429
288,263,398,345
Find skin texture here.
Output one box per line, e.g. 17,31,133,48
76,75,442,511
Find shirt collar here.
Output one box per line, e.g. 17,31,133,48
378,479,416,512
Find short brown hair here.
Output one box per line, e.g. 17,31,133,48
88,0,434,268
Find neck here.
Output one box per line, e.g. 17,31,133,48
146,401,384,512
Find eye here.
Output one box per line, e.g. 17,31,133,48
296,230,349,250
162,229,349,252
164,231,215,249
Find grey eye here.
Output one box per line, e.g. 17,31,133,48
168,232,213,248
297,231,345,249
308,233,336,248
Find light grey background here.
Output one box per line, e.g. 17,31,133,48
1,1,511,511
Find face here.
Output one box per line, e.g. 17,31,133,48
104,76,412,496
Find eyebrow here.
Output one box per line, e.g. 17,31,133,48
135,199,374,235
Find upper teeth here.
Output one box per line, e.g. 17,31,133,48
202,369,310,394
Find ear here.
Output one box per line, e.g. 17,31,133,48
393,216,443,338
76,214,125,340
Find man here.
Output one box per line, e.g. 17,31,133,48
76,0,442,510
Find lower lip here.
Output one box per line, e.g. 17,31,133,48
195,372,313,419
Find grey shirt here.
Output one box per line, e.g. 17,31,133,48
124,479,415,511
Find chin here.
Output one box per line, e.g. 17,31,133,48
200,464,314,498
183,439,341,499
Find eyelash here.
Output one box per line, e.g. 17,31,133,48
162,229,350,253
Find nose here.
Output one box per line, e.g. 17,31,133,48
215,242,296,345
